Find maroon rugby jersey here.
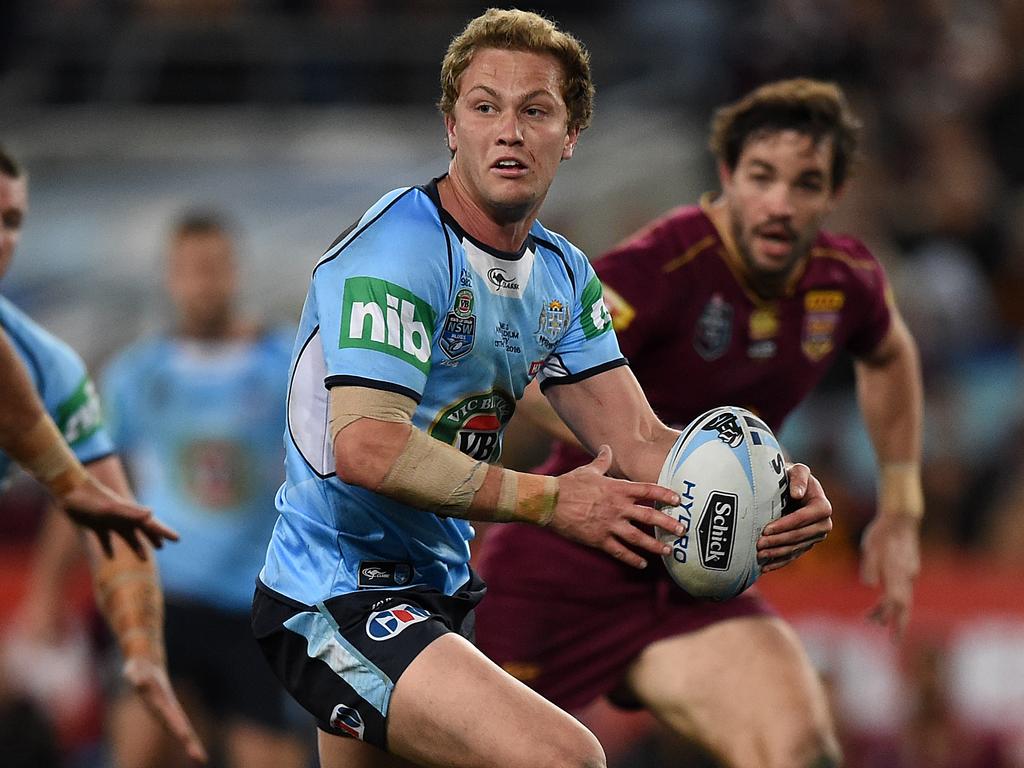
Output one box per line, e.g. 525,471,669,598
541,197,893,474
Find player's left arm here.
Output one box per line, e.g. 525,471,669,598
83,455,208,765
853,309,924,639
544,366,834,565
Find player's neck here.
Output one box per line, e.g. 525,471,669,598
437,174,538,253
177,313,253,342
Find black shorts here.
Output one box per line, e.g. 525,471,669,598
251,572,486,750
164,598,300,732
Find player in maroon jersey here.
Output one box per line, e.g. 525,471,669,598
476,79,924,768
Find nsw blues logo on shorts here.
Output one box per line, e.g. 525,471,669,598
365,603,431,641
330,703,365,740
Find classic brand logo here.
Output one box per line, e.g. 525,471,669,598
429,390,515,462
487,267,520,291
339,277,436,374
697,491,737,571
580,276,612,340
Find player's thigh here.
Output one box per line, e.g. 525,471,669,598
623,616,837,766
319,728,419,768
380,633,605,768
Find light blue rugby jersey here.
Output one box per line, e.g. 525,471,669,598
0,295,114,486
261,178,623,605
102,329,292,612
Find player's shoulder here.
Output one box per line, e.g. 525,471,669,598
315,183,445,274
603,204,718,270
807,230,885,280
530,220,591,292
103,335,170,381
0,296,85,373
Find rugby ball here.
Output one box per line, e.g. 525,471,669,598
657,406,790,600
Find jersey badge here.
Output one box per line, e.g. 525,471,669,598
747,307,778,360
801,290,844,361
694,294,733,360
429,389,515,462
536,299,569,349
439,288,476,362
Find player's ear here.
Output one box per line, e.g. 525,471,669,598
445,114,457,153
717,160,734,188
561,126,579,161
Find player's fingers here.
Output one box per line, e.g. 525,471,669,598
141,516,179,547
602,538,648,570
761,499,832,536
757,524,830,552
631,505,687,536
116,526,149,561
96,527,114,559
625,481,681,508
615,519,670,557
146,688,208,764
759,542,814,571
587,444,613,476
785,462,810,498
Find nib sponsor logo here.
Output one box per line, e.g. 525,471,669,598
697,492,737,571
340,277,435,374
330,704,365,740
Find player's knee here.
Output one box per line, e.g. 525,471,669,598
545,724,606,768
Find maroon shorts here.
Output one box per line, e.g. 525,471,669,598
474,523,774,711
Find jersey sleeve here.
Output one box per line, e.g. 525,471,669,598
310,190,451,401
842,241,895,358
37,335,115,465
537,254,625,391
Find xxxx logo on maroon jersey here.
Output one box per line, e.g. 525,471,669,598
429,390,515,462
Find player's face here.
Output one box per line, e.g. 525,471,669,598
0,174,28,281
720,130,840,281
445,47,578,226
166,231,237,335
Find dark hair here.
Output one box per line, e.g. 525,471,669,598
171,209,233,239
0,145,24,179
438,8,594,134
709,78,861,189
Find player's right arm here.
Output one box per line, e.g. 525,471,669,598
332,387,684,569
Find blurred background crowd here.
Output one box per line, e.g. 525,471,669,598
2,1,1024,766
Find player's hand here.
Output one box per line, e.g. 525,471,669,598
756,463,832,572
550,444,685,569
860,512,921,640
123,655,208,764
61,475,179,560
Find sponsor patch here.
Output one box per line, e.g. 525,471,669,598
339,276,436,374
429,390,515,461
330,704,366,740
702,412,744,448
365,603,431,641
58,377,104,446
536,299,569,348
580,276,613,340
694,294,733,360
358,561,413,589
697,491,737,571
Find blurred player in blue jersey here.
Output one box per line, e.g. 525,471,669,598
0,145,207,764
101,211,309,768
250,10,835,768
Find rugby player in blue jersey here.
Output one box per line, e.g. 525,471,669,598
251,10,834,768
0,146,207,764
101,212,309,768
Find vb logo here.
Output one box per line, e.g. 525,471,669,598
340,277,436,373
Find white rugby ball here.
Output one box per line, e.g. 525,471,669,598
657,406,791,600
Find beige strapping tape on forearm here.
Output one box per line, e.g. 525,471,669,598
331,386,487,515
11,413,89,496
94,556,164,662
878,461,924,520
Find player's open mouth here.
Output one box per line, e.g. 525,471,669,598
492,159,528,177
